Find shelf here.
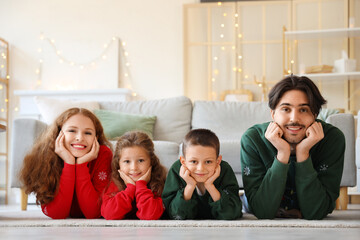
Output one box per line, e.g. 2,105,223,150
285,27,360,40
292,71,360,79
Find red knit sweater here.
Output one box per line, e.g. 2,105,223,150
101,180,164,220
41,145,113,219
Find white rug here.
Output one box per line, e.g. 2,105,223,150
0,209,359,228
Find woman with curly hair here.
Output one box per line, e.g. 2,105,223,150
101,131,167,220
20,108,113,219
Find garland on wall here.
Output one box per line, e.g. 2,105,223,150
35,33,136,96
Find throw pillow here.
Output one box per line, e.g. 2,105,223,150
94,109,157,140
34,96,100,125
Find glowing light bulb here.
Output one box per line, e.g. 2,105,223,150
235,23,239,28
124,52,129,56
132,92,137,97
104,44,108,48
102,55,107,60
220,34,224,38
122,42,126,46
238,55,242,59
56,50,61,55
235,13,239,17
35,69,40,74
245,75,248,79
212,78,216,82
124,73,129,77
291,60,294,64
214,57,218,61
38,48,42,53
218,2,222,6
238,34,242,38
0,85,3,90
221,46,225,51
223,13,227,17
221,24,225,28
14,107,19,112
238,68,242,73
233,67,237,72
126,62,130,66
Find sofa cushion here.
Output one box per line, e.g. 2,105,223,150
94,109,156,140
220,140,243,188
154,141,180,171
98,96,192,143
192,101,272,140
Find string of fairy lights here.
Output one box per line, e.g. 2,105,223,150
35,33,136,96
210,2,279,100
0,40,9,114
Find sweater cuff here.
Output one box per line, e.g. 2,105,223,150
62,162,75,179
75,162,90,180
295,156,316,178
125,183,136,197
271,156,289,178
135,180,148,189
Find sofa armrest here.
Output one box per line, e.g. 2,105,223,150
326,113,356,187
10,118,48,188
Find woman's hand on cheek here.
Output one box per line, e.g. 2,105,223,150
77,138,100,165
139,167,152,183
55,131,75,165
118,170,135,186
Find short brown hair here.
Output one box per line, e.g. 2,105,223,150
182,129,220,157
268,75,327,116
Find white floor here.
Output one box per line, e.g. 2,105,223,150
1,204,360,240
0,226,359,240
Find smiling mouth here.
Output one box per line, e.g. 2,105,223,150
71,144,86,150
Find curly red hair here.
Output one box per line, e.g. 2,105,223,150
110,131,167,196
20,108,112,205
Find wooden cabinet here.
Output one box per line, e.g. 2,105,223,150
0,37,9,204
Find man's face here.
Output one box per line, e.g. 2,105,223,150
271,90,316,145
180,145,221,183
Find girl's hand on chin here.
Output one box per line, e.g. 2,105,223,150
55,131,75,165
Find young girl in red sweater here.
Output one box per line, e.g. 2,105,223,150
101,131,167,220
20,108,113,219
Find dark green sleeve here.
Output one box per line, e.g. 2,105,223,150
209,161,243,220
240,126,289,219
295,126,345,220
161,160,198,220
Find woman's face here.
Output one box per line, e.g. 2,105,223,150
61,114,96,158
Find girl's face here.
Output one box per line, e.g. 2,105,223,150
119,146,151,182
61,114,96,158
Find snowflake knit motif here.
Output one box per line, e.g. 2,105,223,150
319,164,329,172
244,166,250,176
98,171,107,181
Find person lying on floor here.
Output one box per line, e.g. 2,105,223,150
162,128,242,220
240,75,345,220
20,108,113,219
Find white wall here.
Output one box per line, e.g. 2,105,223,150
0,0,197,204
0,0,197,102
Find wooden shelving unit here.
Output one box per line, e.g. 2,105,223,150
0,38,9,204
283,27,360,113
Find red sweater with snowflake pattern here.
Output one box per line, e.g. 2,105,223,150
41,145,113,219
101,180,164,220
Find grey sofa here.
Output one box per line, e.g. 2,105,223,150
10,96,357,210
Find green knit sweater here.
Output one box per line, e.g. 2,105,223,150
162,160,242,220
240,120,345,220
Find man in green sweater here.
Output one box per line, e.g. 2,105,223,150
241,75,345,220
162,129,242,220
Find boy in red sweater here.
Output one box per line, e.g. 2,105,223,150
101,131,167,220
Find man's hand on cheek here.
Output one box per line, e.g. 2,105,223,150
265,122,291,164
296,122,324,162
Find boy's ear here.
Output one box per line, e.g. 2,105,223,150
217,155,222,165
180,156,186,165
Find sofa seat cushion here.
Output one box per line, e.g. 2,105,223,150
98,96,192,143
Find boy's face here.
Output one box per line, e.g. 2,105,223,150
271,89,316,145
180,145,221,183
